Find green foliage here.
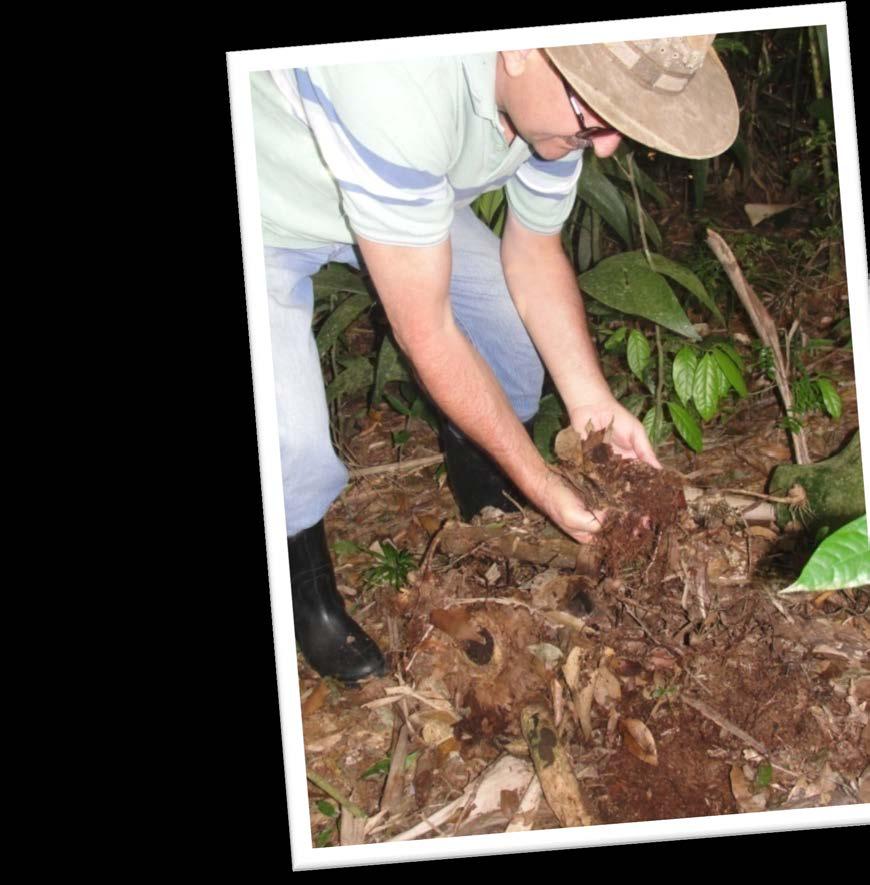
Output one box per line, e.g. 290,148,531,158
626,329,651,380
604,333,749,454
333,539,363,558
315,827,335,848
363,541,417,591
578,253,700,340
317,800,338,818
781,514,870,593
325,354,373,403
667,401,702,453
361,750,421,780
315,292,372,357
755,763,773,788
372,336,411,406
533,393,564,462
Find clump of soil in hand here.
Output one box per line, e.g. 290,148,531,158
552,426,687,579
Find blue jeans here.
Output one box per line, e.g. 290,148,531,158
266,205,544,535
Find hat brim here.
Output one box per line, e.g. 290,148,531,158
545,43,740,160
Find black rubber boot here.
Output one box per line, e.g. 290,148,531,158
287,521,386,682
441,418,536,522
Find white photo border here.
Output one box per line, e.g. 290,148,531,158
227,3,870,870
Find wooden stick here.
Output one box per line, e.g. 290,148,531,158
521,704,600,827
681,695,768,755
306,769,368,819
705,229,810,464
348,454,443,478
380,723,409,815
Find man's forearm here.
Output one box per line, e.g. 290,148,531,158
501,211,613,422
357,236,550,503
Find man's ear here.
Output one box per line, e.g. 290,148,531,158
499,49,533,78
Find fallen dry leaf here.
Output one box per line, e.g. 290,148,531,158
621,718,658,766
747,525,779,541
730,765,769,812
301,681,331,717
593,667,622,708
430,607,483,643
758,442,792,461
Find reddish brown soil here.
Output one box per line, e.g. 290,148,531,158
297,344,867,846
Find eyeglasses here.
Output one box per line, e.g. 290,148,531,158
563,83,617,149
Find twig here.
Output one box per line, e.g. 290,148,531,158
306,769,368,819
705,229,810,464
380,723,409,815
718,486,805,506
681,695,768,755
349,454,443,478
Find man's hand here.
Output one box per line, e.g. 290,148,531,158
536,471,607,544
569,397,662,469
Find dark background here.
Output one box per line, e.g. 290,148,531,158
217,3,866,872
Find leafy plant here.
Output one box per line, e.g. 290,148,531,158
363,541,417,591
780,514,870,593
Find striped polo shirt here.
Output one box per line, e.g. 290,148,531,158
250,54,583,250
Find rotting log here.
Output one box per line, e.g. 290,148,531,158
521,703,599,827
769,430,865,534
439,521,602,573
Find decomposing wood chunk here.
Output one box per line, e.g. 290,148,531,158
521,703,600,827
769,430,864,534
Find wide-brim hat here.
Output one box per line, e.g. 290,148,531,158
544,36,740,159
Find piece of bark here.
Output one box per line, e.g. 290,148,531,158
339,807,368,845
439,522,602,571
521,703,600,827
769,431,864,534
706,229,810,464
389,755,534,841
505,775,545,832
380,723,410,816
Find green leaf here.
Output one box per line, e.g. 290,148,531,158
534,393,564,462
361,757,392,779
579,253,700,340
672,346,699,405
604,148,670,208
714,340,745,373
577,207,594,273
781,514,870,593
384,392,412,417
626,329,651,381
312,263,371,305
315,827,335,848
811,25,830,86
372,336,410,406
409,395,439,431
317,800,338,818
713,347,748,397
333,539,362,558
577,155,633,247
727,136,750,180
620,393,646,417
756,763,773,788
642,406,671,446
474,187,506,227
315,292,373,357
646,253,723,321
392,429,410,447
604,326,627,351
815,378,842,419
693,352,719,421
621,193,663,249
325,355,373,403
690,159,709,211
667,401,703,452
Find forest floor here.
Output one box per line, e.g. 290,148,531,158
294,210,868,848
